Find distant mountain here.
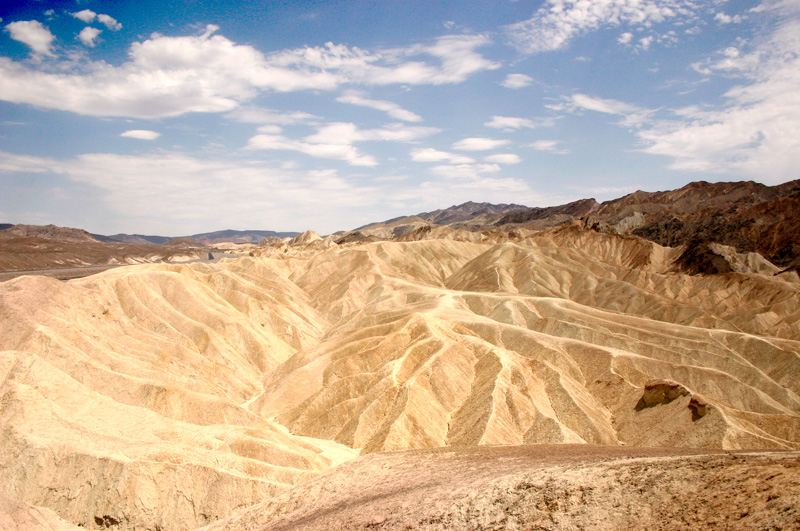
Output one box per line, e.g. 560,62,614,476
357,201,529,237
188,229,300,244
588,179,800,267
92,233,172,245
0,224,97,242
94,229,300,245
347,179,800,268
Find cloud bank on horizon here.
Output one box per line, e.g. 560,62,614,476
0,0,798,235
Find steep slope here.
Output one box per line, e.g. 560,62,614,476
1,226,799,530
0,260,357,530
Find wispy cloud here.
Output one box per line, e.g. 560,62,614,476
121,129,160,140
410,147,474,164
484,115,555,131
453,137,512,151
638,9,800,182
247,122,439,166
529,140,569,155
484,153,521,164
336,90,422,122
505,0,699,54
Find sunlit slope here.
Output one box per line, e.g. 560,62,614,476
253,230,800,452
0,260,356,530
1,227,799,530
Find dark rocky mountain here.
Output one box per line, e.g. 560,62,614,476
589,179,800,267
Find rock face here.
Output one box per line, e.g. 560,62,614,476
1,223,799,529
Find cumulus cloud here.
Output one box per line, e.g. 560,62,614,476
410,147,475,164
715,12,743,24
501,73,533,89
5,20,55,56
120,129,160,140
452,137,512,151
484,153,521,164
78,27,102,47
336,90,422,122
0,28,497,119
71,10,97,23
484,115,555,130
505,0,699,54
97,14,122,31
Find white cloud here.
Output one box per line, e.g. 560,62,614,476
501,73,533,89
529,140,569,154
452,137,512,151
551,93,653,127
78,27,102,47
247,122,438,167
256,124,283,134
228,107,320,125
71,10,97,23
618,32,633,45
484,153,521,164
715,12,743,24
246,133,378,166
637,11,800,182
430,163,501,178
120,129,160,140
97,14,122,31
0,28,497,119
410,147,475,164
484,115,555,130
304,122,439,144
0,150,379,233
336,90,422,122
5,20,55,56
505,0,699,54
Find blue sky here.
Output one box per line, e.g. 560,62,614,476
1,0,798,236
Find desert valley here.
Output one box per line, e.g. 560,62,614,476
1,180,799,530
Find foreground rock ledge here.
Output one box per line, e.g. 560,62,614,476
202,445,800,531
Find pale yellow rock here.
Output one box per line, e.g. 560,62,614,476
0,227,798,530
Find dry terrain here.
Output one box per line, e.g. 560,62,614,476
1,191,799,530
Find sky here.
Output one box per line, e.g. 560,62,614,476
0,0,798,236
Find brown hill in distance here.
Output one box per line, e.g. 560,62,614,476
0,224,98,242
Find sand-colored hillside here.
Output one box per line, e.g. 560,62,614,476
1,227,799,530
200,445,800,531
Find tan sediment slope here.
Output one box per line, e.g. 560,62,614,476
201,445,800,531
1,226,799,530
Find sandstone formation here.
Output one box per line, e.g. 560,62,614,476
0,214,798,529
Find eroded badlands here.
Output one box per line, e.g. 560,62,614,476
1,224,799,530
